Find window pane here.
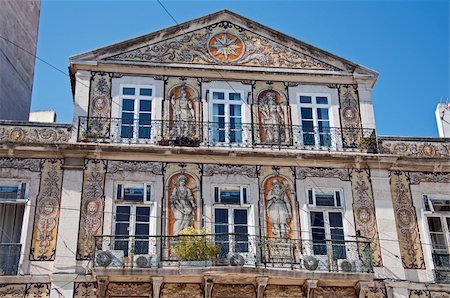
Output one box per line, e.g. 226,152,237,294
230,104,241,117
120,126,133,138
301,108,313,120
139,100,151,112
428,217,443,232
220,189,241,204
140,88,152,96
116,206,130,222
315,193,335,206
300,96,312,103
121,112,134,124
318,121,330,131
123,87,135,95
316,97,328,104
0,186,19,200
317,108,329,120
431,199,450,212
229,93,241,101
139,127,151,139
139,113,151,125
122,99,135,111
329,212,343,227
215,208,228,224
234,209,248,225
302,121,314,132
310,212,324,227
135,223,149,235
213,104,225,116
124,187,144,202
213,92,225,100
136,207,150,222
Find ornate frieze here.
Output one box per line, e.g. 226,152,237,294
73,282,97,298
77,159,107,259
108,22,341,71
389,171,425,269
212,284,256,298
379,139,450,158
203,164,257,178
264,285,304,298
87,72,112,138
0,157,42,172
315,286,356,298
30,159,64,261
107,282,152,297
408,171,450,185
338,85,363,149
296,167,350,181
350,169,382,267
160,283,202,298
0,124,71,144
107,160,163,175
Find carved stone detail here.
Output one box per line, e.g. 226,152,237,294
430,292,450,298
350,169,382,267
256,277,268,298
0,158,42,172
0,125,71,144
315,286,357,298
107,282,152,297
152,277,163,298
408,171,450,185
379,139,450,158
264,285,304,298
77,160,107,259
212,284,256,298
203,164,257,178
160,283,202,298
390,171,425,269
74,282,97,298
30,159,64,261
296,167,350,181
108,22,340,71
107,160,163,175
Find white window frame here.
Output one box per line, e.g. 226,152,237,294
212,184,249,205
119,84,155,142
115,182,153,204
0,181,29,203
297,93,334,148
209,89,247,145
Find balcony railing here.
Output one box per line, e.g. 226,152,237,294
78,117,377,153
0,243,21,276
433,253,450,283
93,234,373,274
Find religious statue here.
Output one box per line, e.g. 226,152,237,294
170,84,196,138
170,175,196,235
259,91,285,143
266,179,291,238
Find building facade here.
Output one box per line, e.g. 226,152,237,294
1,10,450,298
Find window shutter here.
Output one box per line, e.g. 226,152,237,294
423,195,430,211
117,184,123,200
242,187,248,204
335,191,341,207
308,189,313,205
146,184,152,202
214,186,219,203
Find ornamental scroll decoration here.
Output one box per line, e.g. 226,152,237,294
203,164,258,178
25,283,50,298
0,157,42,172
212,284,256,298
379,139,450,158
30,159,64,261
315,286,357,298
350,169,382,267
338,85,364,149
296,167,350,181
410,290,450,298
389,171,425,269
73,282,97,298
77,159,107,260
108,22,341,71
160,283,203,298
87,72,112,139
107,282,152,297
264,285,305,298
107,160,163,175
409,171,450,185
0,124,71,144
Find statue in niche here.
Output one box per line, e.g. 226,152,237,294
259,91,285,143
170,175,196,235
267,179,291,238
170,84,196,138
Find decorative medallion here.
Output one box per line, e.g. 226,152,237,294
208,32,244,62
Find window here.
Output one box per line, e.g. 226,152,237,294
307,189,345,259
120,86,153,140
299,94,331,147
114,183,153,256
213,185,250,257
424,195,450,272
210,90,244,144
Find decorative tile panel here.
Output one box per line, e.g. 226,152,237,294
203,164,257,178
73,282,97,298
0,124,71,144
160,283,202,298
0,284,26,297
212,284,256,298
338,85,363,149
390,171,425,269
350,169,382,267
107,282,152,297
25,283,50,298
77,159,107,259
264,285,304,298
296,167,350,181
315,286,356,298
379,139,450,158
0,158,42,172
408,171,450,185
86,72,112,138
410,290,430,298
30,159,64,260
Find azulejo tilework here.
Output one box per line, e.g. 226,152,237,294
379,139,450,158
0,124,71,144
389,171,425,269
160,283,203,298
338,85,363,149
408,171,450,185
77,159,107,259
30,159,64,261
296,166,350,181
73,282,97,298
0,157,42,172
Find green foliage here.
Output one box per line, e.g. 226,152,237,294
175,227,220,261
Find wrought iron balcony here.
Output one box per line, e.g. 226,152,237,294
93,234,373,274
78,117,377,153
433,253,450,283
0,243,21,275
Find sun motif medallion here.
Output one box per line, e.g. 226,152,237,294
208,32,244,62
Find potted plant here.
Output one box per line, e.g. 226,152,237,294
175,227,219,267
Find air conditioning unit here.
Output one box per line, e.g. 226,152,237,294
95,250,124,268
302,255,319,271
228,253,245,266
133,254,154,268
337,259,354,272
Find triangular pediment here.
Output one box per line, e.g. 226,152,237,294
70,10,377,76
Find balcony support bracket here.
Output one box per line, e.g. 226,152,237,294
256,277,269,298
152,277,164,298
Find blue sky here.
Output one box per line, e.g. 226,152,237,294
31,0,449,137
